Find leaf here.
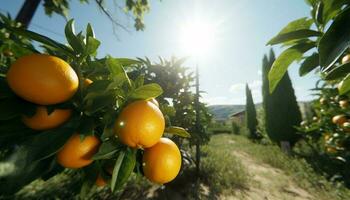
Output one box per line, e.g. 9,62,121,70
2,23,73,56
319,7,350,70
129,83,163,100
315,1,324,25
111,148,136,191
92,139,123,160
267,29,321,45
133,74,145,88
325,62,350,80
273,17,313,36
115,58,141,67
17,116,79,162
338,73,350,95
268,42,315,93
110,151,125,192
299,53,319,76
0,97,22,120
86,23,95,39
85,37,100,55
165,126,191,138
65,19,84,53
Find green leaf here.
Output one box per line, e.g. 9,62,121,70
85,37,100,55
111,148,136,191
133,74,145,88
92,139,123,160
165,126,191,138
65,19,84,53
115,58,141,67
129,83,163,100
299,53,319,76
319,7,350,70
268,42,315,93
338,73,350,95
17,116,79,162
86,23,95,39
315,1,324,25
110,151,125,192
0,98,22,120
274,17,313,35
267,29,321,45
325,62,350,80
3,23,73,56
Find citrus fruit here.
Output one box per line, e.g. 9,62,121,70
95,174,107,187
332,115,347,125
6,54,79,105
142,138,181,184
114,100,165,148
342,54,350,64
57,133,100,169
84,78,93,86
339,100,349,109
22,106,72,130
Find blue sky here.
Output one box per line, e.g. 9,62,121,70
1,0,319,105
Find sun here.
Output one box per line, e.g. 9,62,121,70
179,20,217,58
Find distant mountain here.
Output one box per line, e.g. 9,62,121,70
209,101,311,121
208,105,245,121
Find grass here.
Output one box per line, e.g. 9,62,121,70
213,134,350,200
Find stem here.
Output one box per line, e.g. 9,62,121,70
15,0,41,28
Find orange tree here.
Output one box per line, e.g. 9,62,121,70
266,0,350,186
131,57,212,171
0,15,190,197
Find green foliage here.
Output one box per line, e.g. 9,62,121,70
267,0,350,93
262,50,302,145
42,0,150,31
297,81,350,186
244,84,259,139
0,16,190,197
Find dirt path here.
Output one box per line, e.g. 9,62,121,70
224,143,314,200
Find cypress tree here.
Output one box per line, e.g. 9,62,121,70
245,84,259,139
262,49,302,146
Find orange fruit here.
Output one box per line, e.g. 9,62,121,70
149,98,159,107
95,174,107,187
142,138,181,184
57,134,100,169
326,147,337,154
342,54,350,64
114,100,165,148
339,100,349,109
84,78,93,86
6,54,79,105
332,115,347,125
22,106,72,130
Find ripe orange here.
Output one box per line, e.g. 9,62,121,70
342,54,350,64
149,98,159,107
57,134,100,169
84,78,93,86
332,115,347,125
6,54,79,105
22,106,72,130
339,100,349,109
142,138,181,184
95,174,107,187
114,100,165,148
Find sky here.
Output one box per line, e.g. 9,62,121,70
1,0,319,105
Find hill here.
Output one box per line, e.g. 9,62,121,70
208,105,245,121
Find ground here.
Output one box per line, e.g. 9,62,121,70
13,134,350,200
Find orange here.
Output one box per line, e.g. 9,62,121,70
342,54,350,64
95,174,107,187
57,133,100,169
22,106,72,130
6,54,79,105
149,98,159,107
114,100,165,148
339,100,349,109
84,78,93,86
332,115,347,125
142,138,181,184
